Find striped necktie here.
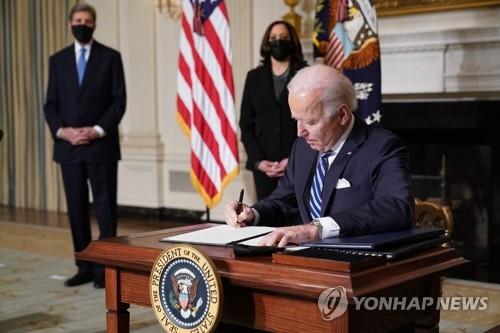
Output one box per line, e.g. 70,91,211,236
309,151,333,219
77,48,87,85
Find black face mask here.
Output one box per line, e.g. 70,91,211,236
71,25,94,44
269,39,294,61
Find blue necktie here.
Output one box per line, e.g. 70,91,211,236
77,48,87,85
309,151,333,219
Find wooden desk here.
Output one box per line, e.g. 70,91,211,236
76,224,467,333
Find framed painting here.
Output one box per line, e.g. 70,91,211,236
374,0,500,17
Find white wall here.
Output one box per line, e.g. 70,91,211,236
87,0,500,221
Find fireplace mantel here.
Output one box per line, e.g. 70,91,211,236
380,26,500,96
377,6,500,98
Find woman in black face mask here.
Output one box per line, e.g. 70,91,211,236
240,21,306,201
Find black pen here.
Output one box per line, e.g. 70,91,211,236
236,188,244,214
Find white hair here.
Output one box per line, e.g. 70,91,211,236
287,64,358,117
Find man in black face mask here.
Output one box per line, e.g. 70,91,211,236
44,3,126,289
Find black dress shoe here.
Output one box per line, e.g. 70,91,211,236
64,271,94,287
93,280,105,289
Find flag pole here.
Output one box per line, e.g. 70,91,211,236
205,206,210,222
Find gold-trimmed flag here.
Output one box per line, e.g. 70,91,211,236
314,0,382,124
176,0,239,208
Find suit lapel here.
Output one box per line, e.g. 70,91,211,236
261,67,276,104
62,46,80,95
320,118,367,216
297,143,317,219
78,41,102,97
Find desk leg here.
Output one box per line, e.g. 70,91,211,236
414,277,441,333
105,266,130,333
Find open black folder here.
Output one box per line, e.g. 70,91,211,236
160,224,281,257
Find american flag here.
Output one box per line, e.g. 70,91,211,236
176,0,239,208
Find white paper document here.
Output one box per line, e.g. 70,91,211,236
162,225,275,246
238,235,269,246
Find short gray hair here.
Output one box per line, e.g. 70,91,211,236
68,3,97,22
287,64,357,117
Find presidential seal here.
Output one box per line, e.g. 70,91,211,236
150,244,223,333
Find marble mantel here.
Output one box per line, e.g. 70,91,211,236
377,6,500,98
380,26,500,96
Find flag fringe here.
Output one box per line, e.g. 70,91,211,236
176,112,191,137
190,166,240,209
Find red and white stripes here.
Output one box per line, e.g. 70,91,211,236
325,30,345,69
176,0,239,208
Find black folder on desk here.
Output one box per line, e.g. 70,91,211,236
300,228,448,260
303,227,445,250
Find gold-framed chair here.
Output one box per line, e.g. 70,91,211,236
415,199,453,234
414,199,454,234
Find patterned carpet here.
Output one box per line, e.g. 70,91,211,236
0,247,163,333
1,219,500,332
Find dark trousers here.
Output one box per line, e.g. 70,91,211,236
252,170,280,201
60,162,118,277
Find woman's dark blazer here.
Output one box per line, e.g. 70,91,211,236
239,63,306,199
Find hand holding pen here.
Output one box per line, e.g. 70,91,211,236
223,188,255,227
236,189,244,214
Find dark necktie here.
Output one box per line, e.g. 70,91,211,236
309,151,333,219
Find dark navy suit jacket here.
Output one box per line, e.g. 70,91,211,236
44,41,126,164
252,117,414,237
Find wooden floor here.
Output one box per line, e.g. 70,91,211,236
0,205,189,233
0,205,190,259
